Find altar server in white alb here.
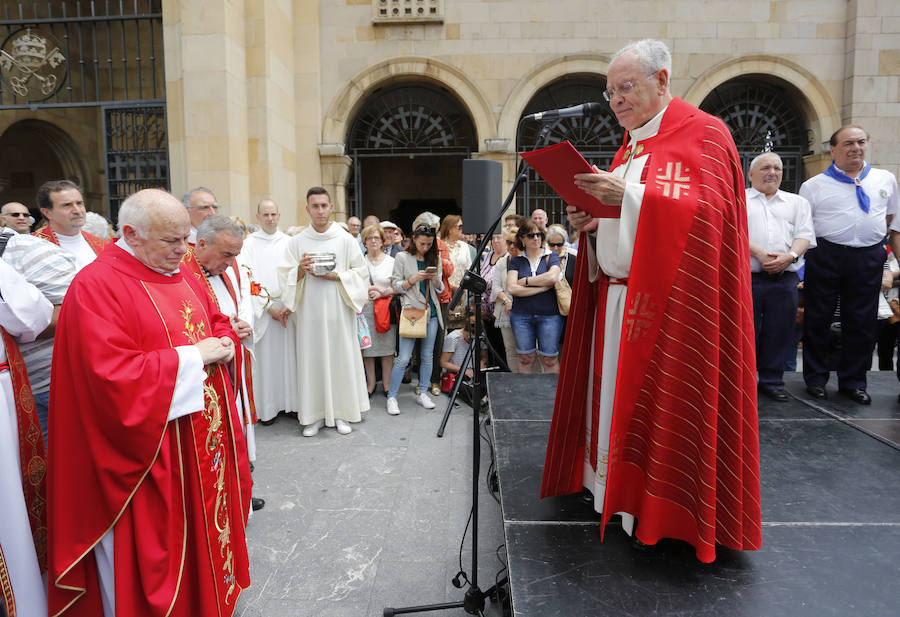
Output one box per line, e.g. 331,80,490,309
278,187,370,437
240,198,297,424
0,258,53,617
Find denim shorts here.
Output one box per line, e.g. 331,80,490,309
509,312,562,357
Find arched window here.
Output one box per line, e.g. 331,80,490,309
346,83,477,219
516,77,624,225
700,79,811,191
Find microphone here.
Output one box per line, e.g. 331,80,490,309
523,101,605,123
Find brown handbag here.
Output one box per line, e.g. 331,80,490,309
399,308,427,338
399,280,429,338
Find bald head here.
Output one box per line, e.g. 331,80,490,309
256,199,280,234
1,201,32,233
120,189,191,273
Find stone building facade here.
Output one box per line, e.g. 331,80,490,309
0,0,897,227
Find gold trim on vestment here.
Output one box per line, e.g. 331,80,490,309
165,423,188,617
0,543,16,616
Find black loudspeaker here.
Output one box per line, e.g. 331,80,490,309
462,158,502,235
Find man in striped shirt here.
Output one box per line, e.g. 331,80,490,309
1,233,77,443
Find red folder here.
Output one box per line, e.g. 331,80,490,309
520,141,621,218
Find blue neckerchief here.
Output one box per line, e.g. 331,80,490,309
823,161,871,213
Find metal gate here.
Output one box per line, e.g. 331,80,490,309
0,0,167,221
700,80,811,192
516,77,625,226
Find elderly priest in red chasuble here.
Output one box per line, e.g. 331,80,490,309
48,189,251,616
540,39,761,563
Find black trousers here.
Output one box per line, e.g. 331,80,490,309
802,237,886,390
752,270,799,388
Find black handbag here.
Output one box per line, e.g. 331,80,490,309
389,295,402,324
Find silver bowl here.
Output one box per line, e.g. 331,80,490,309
309,252,336,276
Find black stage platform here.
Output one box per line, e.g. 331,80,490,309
486,371,900,617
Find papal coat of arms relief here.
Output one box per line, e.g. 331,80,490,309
0,27,67,100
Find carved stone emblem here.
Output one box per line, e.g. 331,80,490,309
0,27,67,100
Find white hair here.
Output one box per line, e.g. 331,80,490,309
83,211,111,239
196,214,244,243
612,39,672,76
749,151,783,171
181,186,217,208
117,193,152,238
546,224,568,244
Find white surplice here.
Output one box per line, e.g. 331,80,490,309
240,230,297,421
277,223,370,426
208,263,257,461
0,259,53,617
582,106,668,528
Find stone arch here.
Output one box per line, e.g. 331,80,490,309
498,53,612,145
0,119,89,211
683,55,840,157
322,56,495,150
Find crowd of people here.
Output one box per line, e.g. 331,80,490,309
1,36,898,616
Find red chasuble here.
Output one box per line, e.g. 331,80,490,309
48,245,251,617
32,227,109,255
540,97,761,563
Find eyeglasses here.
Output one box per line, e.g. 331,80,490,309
524,232,544,239
548,242,564,248
414,224,436,237
3,212,29,217
602,74,656,102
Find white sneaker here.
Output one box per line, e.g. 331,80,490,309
335,419,352,435
416,392,435,409
301,419,324,437
386,397,400,416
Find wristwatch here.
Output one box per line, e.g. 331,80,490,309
789,250,800,264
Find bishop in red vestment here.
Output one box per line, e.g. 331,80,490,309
540,40,761,563
48,189,251,617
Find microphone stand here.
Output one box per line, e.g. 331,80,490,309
384,116,555,617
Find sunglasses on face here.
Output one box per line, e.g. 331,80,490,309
524,232,544,239
548,242,564,248
4,212,29,217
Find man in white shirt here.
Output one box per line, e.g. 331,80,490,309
34,180,108,268
746,152,815,401
182,186,220,244
801,126,899,404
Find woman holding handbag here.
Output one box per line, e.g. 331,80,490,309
386,222,445,415
361,224,397,397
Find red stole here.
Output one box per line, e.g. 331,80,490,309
32,228,109,255
182,253,259,426
541,98,761,563
1,328,47,573
48,245,250,617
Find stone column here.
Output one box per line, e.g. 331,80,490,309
843,0,900,175
318,144,353,222
245,0,298,224
162,0,250,217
